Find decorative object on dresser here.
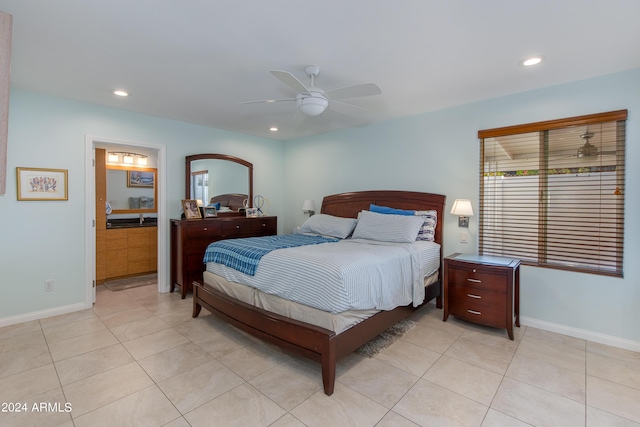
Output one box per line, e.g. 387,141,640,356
443,253,520,340
193,190,445,395
181,199,202,219
170,215,277,299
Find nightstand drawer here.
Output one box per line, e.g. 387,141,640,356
449,284,505,308
449,296,507,326
448,265,507,292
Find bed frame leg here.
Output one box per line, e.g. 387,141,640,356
192,285,202,318
321,345,336,395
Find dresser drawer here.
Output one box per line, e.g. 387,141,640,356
222,220,253,237
251,217,276,235
448,264,507,292
449,284,505,308
185,237,218,255
186,221,222,238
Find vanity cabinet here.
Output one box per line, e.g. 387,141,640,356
103,227,158,281
170,216,277,298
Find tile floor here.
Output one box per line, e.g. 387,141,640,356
1,284,639,426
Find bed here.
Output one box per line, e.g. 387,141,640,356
192,190,445,395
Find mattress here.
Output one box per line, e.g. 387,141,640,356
206,239,441,313
203,270,439,334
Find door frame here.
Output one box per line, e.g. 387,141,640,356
84,135,168,306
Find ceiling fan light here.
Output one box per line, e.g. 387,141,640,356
297,96,328,116
577,141,598,158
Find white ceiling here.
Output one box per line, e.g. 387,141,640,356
1,0,639,141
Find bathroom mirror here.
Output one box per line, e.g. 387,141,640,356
185,154,253,211
106,165,158,214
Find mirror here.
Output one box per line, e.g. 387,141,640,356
106,165,158,214
185,154,253,212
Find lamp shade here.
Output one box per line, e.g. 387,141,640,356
302,199,316,212
450,199,474,216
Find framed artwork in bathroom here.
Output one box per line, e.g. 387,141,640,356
16,167,68,201
127,170,154,188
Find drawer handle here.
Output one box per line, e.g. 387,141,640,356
467,309,481,315
236,225,240,229
467,278,482,283
203,227,208,231
467,293,481,299
262,223,266,227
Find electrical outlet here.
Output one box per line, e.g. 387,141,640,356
44,280,54,291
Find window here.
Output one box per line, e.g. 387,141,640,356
191,170,208,204
478,110,627,277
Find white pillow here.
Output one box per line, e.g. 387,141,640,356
352,210,425,243
415,210,437,242
300,214,358,239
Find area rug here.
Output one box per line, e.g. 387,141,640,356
355,319,417,357
103,273,157,291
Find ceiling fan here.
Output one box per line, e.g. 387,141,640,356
576,129,616,159
241,65,382,117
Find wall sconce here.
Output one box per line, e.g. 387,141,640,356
302,199,316,216
450,199,473,227
107,152,148,166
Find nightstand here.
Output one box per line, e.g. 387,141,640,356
443,253,521,340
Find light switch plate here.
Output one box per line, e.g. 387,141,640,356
460,230,469,243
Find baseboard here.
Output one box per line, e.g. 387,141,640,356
520,316,640,353
0,302,87,328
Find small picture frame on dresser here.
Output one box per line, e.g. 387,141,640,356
203,206,217,218
182,199,202,219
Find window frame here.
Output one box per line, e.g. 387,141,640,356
478,110,627,277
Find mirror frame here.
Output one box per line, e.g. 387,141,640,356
106,164,158,214
185,154,253,209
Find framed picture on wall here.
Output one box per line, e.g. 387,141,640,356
16,167,68,201
203,206,217,218
182,199,202,219
127,170,154,188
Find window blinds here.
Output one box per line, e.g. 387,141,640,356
478,110,627,277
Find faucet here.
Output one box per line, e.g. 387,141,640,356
139,214,144,225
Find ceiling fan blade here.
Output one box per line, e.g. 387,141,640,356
239,98,296,105
329,99,368,113
326,83,382,100
270,70,311,95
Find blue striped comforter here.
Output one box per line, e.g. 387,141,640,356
203,234,339,276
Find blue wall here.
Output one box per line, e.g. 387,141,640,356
1,68,638,349
0,90,284,319
283,69,640,348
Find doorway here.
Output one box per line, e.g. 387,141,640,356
84,135,168,307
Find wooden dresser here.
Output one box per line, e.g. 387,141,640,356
170,215,277,298
443,253,520,340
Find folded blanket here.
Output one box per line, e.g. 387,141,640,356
203,234,338,276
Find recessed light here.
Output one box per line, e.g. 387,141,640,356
520,56,545,67
269,127,278,132
114,90,128,97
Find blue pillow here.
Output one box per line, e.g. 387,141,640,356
208,202,221,210
369,204,414,216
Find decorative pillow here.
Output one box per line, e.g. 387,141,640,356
415,210,437,242
369,204,414,216
352,210,425,243
300,214,358,239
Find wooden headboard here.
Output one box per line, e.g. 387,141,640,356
321,190,446,247
209,193,248,211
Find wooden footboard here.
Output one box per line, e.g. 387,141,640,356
193,279,440,395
